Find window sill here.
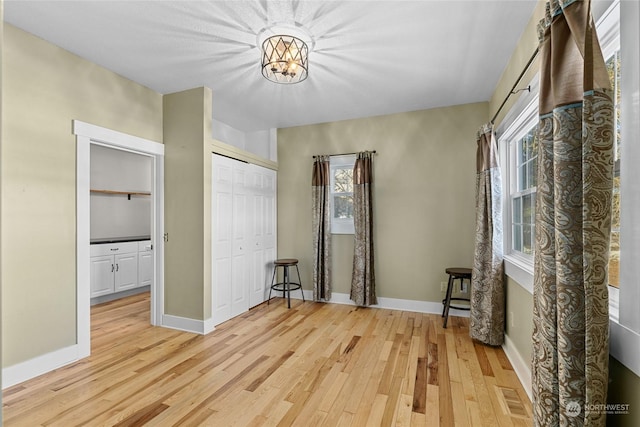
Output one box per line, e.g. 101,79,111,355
504,254,534,294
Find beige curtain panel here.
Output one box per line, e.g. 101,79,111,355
350,151,377,306
312,156,332,301
532,1,614,426
470,124,504,346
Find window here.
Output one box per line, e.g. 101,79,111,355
330,155,356,234
500,93,539,280
511,124,538,256
606,49,621,288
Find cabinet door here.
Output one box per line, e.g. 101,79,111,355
138,250,153,288
90,255,114,298
114,252,138,292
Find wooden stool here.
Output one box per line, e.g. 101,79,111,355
268,259,304,309
442,267,472,328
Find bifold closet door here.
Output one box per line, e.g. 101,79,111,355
212,154,276,326
248,164,276,308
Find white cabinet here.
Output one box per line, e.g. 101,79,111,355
212,154,276,326
138,241,154,288
90,240,152,299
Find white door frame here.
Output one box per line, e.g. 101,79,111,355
74,120,164,358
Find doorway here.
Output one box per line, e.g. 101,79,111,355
74,121,164,359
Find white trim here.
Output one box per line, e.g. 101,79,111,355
73,121,164,156
502,334,532,401
504,255,534,294
70,120,166,386
162,314,216,335
611,0,640,375
288,290,471,317
76,134,92,359
610,317,640,377
2,345,81,389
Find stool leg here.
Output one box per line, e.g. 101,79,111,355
443,274,454,328
284,266,291,309
295,265,304,302
268,264,277,305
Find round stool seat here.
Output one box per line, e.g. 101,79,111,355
274,258,298,266
445,267,472,278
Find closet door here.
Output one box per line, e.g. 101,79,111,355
230,166,250,317
212,154,276,324
212,155,234,325
249,165,276,308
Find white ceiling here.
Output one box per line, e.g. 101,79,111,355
4,0,539,132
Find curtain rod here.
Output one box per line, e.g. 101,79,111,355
490,46,540,125
313,150,377,158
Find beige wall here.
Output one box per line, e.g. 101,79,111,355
163,88,209,320
504,277,533,369
278,102,487,302
1,24,162,367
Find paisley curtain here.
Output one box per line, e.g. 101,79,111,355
532,1,613,426
470,123,504,346
350,151,377,306
312,156,332,301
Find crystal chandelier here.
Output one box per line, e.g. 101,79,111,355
261,34,309,84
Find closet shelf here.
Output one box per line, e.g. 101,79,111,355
90,189,151,200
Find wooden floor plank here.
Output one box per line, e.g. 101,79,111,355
2,292,532,426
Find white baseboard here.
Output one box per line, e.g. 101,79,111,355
162,314,216,335
2,344,81,389
502,333,532,401
291,290,470,317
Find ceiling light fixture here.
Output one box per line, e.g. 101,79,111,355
261,34,309,84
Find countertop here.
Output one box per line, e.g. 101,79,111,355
90,235,151,244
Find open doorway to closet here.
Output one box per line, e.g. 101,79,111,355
74,121,164,359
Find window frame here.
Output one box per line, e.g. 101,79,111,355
329,154,356,235
498,90,539,294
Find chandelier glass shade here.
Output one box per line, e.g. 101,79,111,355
261,35,309,84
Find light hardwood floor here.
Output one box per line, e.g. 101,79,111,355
3,293,532,426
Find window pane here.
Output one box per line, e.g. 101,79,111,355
610,231,620,287
334,169,353,193
513,224,522,252
522,225,533,255
523,193,534,225
606,49,621,288
333,195,353,219
529,157,538,188
518,164,526,192
512,197,522,224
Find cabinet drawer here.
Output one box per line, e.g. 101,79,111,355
138,240,152,252
90,241,138,257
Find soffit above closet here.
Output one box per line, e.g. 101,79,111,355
5,0,538,132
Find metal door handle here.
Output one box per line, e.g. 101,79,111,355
116,264,119,272
112,264,114,272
